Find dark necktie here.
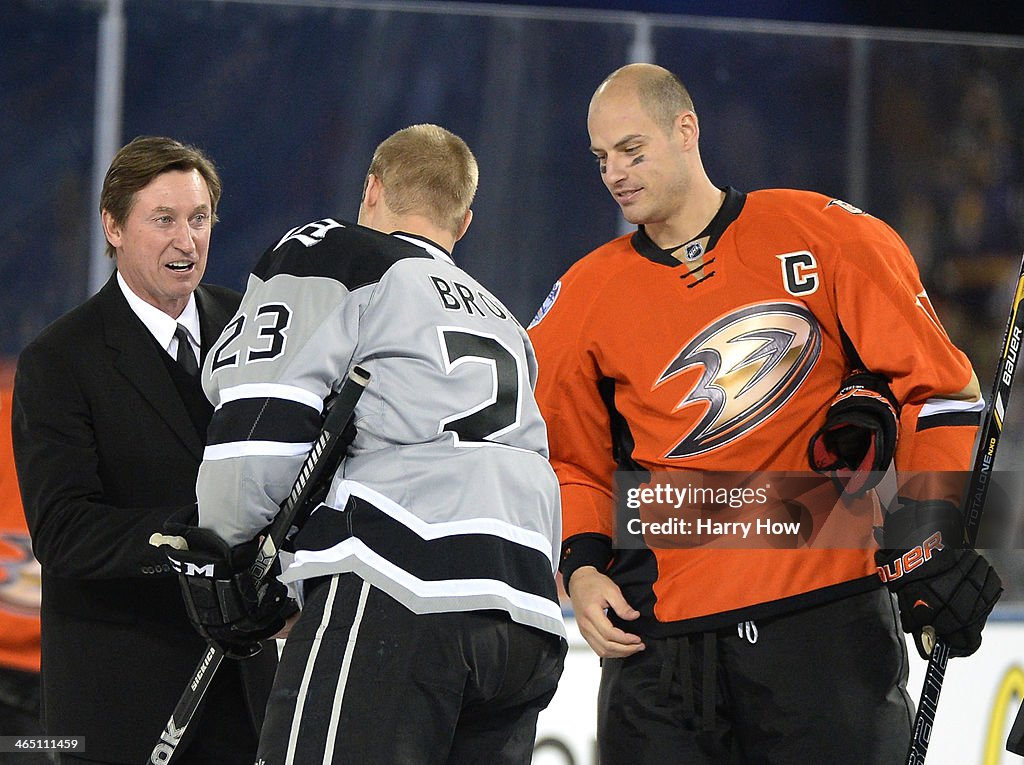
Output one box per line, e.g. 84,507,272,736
174,324,199,377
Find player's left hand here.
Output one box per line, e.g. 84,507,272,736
875,498,1002,659
809,369,898,497
273,609,302,640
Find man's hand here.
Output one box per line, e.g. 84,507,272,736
568,566,645,658
273,609,302,641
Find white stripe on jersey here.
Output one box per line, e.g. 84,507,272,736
918,396,985,419
216,382,323,412
281,537,566,637
203,440,313,461
330,479,555,563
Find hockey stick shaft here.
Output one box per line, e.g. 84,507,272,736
148,365,370,765
904,259,1024,764
255,364,371,579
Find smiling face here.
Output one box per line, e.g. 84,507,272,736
587,83,694,234
102,169,212,317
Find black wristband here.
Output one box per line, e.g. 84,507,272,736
879,497,964,550
559,533,613,595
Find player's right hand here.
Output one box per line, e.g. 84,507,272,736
154,517,297,658
568,566,646,658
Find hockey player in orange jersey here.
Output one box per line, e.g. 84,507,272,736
529,63,1002,764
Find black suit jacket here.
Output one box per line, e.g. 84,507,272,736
11,273,277,763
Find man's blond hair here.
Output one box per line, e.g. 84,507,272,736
367,124,478,236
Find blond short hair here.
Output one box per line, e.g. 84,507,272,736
367,124,478,236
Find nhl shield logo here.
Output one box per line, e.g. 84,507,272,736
683,241,704,261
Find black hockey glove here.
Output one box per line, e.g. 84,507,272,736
875,498,1002,660
155,518,297,659
808,370,898,497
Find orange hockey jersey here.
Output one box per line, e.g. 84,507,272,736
0,374,42,672
529,187,981,635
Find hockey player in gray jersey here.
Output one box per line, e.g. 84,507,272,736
160,124,566,763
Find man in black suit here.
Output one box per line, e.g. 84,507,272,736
11,136,277,764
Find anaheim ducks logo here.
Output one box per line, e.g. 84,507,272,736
0,532,41,616
657,301,821,457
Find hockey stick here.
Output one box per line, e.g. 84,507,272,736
147,364,371,765
903,257,1024,764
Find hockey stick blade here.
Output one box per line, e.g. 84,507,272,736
147,365,370,765
904,258,1024,764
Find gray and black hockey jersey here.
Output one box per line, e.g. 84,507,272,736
196,218,565,638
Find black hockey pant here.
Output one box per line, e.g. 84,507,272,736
597,586,913,764
257,572,565,764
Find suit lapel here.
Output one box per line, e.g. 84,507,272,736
98,275,205,459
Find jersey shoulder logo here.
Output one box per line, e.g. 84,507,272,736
656,301,821,458
274,218,345,250
826,199,865,215
528,280,561,329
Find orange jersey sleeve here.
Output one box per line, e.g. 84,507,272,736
829,207,979,464
799,195,981,497
529,241,630,544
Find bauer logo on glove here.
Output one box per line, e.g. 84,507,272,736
875,498,1003,659
808,369,899,497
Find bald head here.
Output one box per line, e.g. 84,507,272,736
591,63,695,135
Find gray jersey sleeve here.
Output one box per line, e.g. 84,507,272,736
196,219,380,543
